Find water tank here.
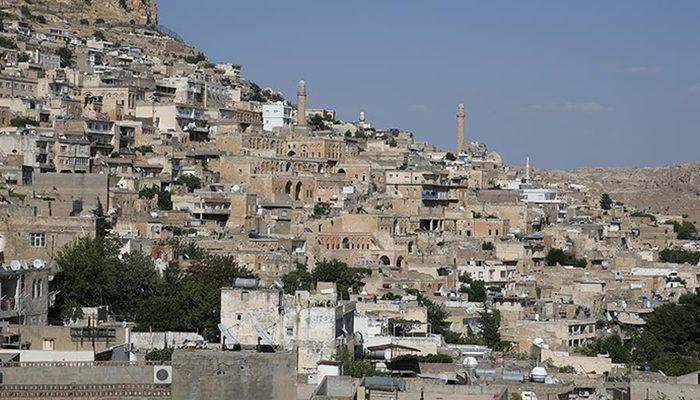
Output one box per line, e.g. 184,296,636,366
462,357,478,369
234,278,260,289
530,366,548,383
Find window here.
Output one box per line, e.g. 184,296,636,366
30,233,46,247
42,338,55,351
32,280,42,299
241,291,250,301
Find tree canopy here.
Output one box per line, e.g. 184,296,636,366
54,238,255,341
581,293,700,376
659,248,700,265
280,259,370,299
600,193,613,210
545,249,587,268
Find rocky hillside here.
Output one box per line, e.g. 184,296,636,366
20,0,158,27
540,163,700,223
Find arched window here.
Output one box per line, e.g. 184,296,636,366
295,181,303,201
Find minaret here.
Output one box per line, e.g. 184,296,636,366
359,111,366,129
525,156,531,181
456,104,465,154
296,80,307,126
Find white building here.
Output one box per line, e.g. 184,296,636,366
220,283,355,374
262,102,292,132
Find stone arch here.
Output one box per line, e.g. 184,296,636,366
294,181,303,201
337,168,346,175
396,256,405,269
342,237,350,249
285,180,292,195
287,150,296,157
379,255,391,266
408,241,414,254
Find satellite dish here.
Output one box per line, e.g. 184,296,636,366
254,324,275,346
217,323,239,348
9,260,21,271
32,259,45,269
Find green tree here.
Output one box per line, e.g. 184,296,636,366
672,221,699,240
459,277,486,302
157,189,172,210
281,263,314,294
482,242,494,251
405,289,451,336
0,36,17,49
600,193,613,210
137,145,154,155
56,47,74,68
311,260,370,300
54,237,122,319
135,255,255,341
10,117,39,128
176,174,202,192
582,335,630,363
312,202,331,218
659,248,700,265
335,349,375,378
145,348,173,362
308,114,326,131
480,308,503,350
17,52,30,63
91,198,110,238
139,186,159,200
109,251,158,320
545,249,587,268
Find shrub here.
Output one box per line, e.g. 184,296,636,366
545,249,587,268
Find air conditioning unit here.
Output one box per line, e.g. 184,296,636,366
153,366,172,385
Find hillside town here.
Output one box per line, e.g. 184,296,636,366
0,1,697,399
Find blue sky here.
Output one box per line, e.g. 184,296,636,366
158,1,700,169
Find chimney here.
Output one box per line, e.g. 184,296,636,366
456,104,465,154
296,80,307,126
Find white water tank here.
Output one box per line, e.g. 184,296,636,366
462,357,478,369
530,366,548,383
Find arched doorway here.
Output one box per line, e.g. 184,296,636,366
379,255,391,266
294,181,302,200
285,181,292,195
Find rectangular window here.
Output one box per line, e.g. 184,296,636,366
30,233,46,247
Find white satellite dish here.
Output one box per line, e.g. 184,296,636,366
217,323,239,348
32,259,45,269
9,260,21,271
254,324,275,346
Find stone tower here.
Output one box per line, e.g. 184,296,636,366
456,104,465,154
359,111,366,129
296,80,307,126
